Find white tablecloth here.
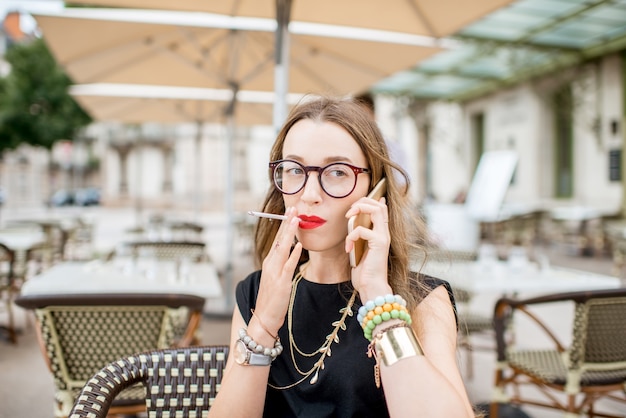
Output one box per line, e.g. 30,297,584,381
415,260,621,295
0,230,46,251
21,261,223,311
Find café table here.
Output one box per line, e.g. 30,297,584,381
20,259,223,312
416,258,622,295
415,257,623,348
0,229,46,252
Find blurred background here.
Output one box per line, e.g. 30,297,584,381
1,1,626,416
1,0,625,257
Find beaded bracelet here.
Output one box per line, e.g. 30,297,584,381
238,327,283,359
357,294,412,341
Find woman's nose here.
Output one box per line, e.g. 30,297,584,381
300,173,323,203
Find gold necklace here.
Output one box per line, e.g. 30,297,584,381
268,263,356,390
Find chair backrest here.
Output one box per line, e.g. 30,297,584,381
0,242,15,281
15,293,205,417
570,293,626,368
494,288,626,368
123,241,208,262
68,345,229,418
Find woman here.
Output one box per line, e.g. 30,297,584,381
209,96,475,417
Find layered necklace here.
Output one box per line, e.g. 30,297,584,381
269,262,356,390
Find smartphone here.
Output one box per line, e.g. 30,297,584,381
348,178,387,268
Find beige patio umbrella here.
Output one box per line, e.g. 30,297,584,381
36,7,449,130
64,0,514,125
67,0,512,38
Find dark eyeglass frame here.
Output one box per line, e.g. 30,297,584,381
269,159,371,198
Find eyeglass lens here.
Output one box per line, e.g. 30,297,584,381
273,161,358,198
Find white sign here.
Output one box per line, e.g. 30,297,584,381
465,150,518,222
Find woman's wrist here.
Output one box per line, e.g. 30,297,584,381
358,284,393,303
247,319,279,348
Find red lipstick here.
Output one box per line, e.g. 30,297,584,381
298,215,326,230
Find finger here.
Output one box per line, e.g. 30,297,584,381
271,209,299,256
283,242,303,274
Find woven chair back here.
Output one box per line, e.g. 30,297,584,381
68,345,229,418
571,296,626,367
126,241,208,262
16,293,205,417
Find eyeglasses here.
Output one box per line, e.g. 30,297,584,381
269,159,370,198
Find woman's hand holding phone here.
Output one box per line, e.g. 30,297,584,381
347,178,387,267
346,178,392,298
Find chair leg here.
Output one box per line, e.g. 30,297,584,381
1,288,18,344
489,401,500,417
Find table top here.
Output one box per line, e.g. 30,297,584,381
0,230,46,251
416,259,622,295
21,260,223,302
549,206,609,222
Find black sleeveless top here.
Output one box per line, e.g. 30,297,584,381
236,270,455,418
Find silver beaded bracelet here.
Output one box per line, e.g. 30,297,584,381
238,327,283,359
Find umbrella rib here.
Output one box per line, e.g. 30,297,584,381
289,38,391,92
235,32,276,88
175,26,232,87
407,0,440,38
67,27,187,81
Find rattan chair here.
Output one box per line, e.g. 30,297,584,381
67,345,229,418
122,240,209,262
0,243,18,343
15,293,206,418
491,288,626,418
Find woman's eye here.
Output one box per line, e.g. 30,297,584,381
325,166,349,178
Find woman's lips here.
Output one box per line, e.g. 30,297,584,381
298,215,326,230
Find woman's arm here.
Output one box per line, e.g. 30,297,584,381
377,286,475,418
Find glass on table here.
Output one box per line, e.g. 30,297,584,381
508,246,530,274
114,243,135,276
137,247,157,280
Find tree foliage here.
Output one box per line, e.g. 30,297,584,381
0,37,92,155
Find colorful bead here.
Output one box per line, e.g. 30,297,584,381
358,294,412,341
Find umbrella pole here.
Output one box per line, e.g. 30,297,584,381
273,0,293,133
222,96,237,312
135,134,143,227
193,120,203,221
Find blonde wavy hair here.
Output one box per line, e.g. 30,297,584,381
253,96,429,311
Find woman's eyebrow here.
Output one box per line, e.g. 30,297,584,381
283,155,355,164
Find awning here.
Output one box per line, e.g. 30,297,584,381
372,0,626,101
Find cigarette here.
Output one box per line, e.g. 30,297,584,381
247,211,288,221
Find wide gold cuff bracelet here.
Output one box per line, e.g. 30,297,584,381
374,325,424,367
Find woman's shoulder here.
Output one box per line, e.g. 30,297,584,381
411,272,453,298
412,273,458,325
422,274,452,294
